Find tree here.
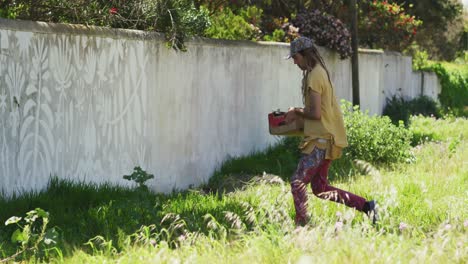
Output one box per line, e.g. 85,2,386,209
357,1,422,51
391,0,465,60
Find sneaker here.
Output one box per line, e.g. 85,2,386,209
295,215,311,227
366,200,379,225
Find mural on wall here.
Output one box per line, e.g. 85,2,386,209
0,23,441,197
0,29,150,196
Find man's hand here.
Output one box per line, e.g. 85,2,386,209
284,107,299,124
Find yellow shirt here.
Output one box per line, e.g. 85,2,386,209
299,65,348,160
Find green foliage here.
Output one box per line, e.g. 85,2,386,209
358,1,422,51
420,62,468,116
2,208,59,263
204,6,261,40
411,49,430,71
391,0,464,60
0,3,27,19
293,9,352,59
454,51,468,65
0,0,210,51
383,96,411,126
263,29,286,42
383,95,441,126
409,115,467,146
123,166,154,191
342,101,413,164
410,96,441,118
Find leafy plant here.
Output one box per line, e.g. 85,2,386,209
2,208,58,263
263,29,286,42
358,1,422,51
342,100,413,164
123,166,154,191
204,6,261,41
383,95,441,126
411,49,430,71
393,0,464,60
420,62,468,117
0,0,210,51
293,9,352,59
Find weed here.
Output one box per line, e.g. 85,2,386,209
123,166,154,191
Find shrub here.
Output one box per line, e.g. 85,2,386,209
0,0,211,51
293,9,352,59
382,95,411,126
410,96,441,117
411,49,430,71
383,95,441,126
204,6,261,40
263,28,286,42
342,101,413,164
358,0,422,51
421,63,468,117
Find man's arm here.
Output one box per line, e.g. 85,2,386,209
285,91,321,123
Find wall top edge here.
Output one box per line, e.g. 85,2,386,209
358,48,385,54
0,18,394,54
0,18,166,41
0,18,279,48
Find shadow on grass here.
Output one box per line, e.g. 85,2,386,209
410,132,437,146
0,138,370,261
205,137,360,194
0,177,249,259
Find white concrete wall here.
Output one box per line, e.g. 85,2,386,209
0,19,440,196
358,49,385,115
422,72,442,99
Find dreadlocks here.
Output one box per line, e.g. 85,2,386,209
299,46,334,104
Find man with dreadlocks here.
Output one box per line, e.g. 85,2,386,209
283,36,378,226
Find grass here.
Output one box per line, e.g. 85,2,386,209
0,116,467,263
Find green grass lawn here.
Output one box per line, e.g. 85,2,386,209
0,116,466,263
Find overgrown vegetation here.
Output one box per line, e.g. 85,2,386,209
1,0,465,61
411,52,468,117
383,95,442,126
0,0,211,50
422,62,468,117
342,101,413,164
358,0,422,51
204,6,262,41
395,0,465,61
0,115,466,263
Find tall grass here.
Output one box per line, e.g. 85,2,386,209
0,116,466,263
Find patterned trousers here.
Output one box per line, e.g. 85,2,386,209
291,147,366,225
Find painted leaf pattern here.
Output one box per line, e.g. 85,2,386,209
0,30,148,196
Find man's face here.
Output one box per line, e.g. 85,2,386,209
292,53,306,70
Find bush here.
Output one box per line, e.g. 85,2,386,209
358,1,422,51
293,9,352,59
382,96,411,126
342,101,413,164
383,95,441,126
421,62,468,117
204,6,261,41
410,96,441,117
0,0,211,51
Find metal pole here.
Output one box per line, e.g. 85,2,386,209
350,0,360,106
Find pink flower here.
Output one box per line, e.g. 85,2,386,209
335,221,344,231
464,220,468,228
399,222,408,231
109,7,118,15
